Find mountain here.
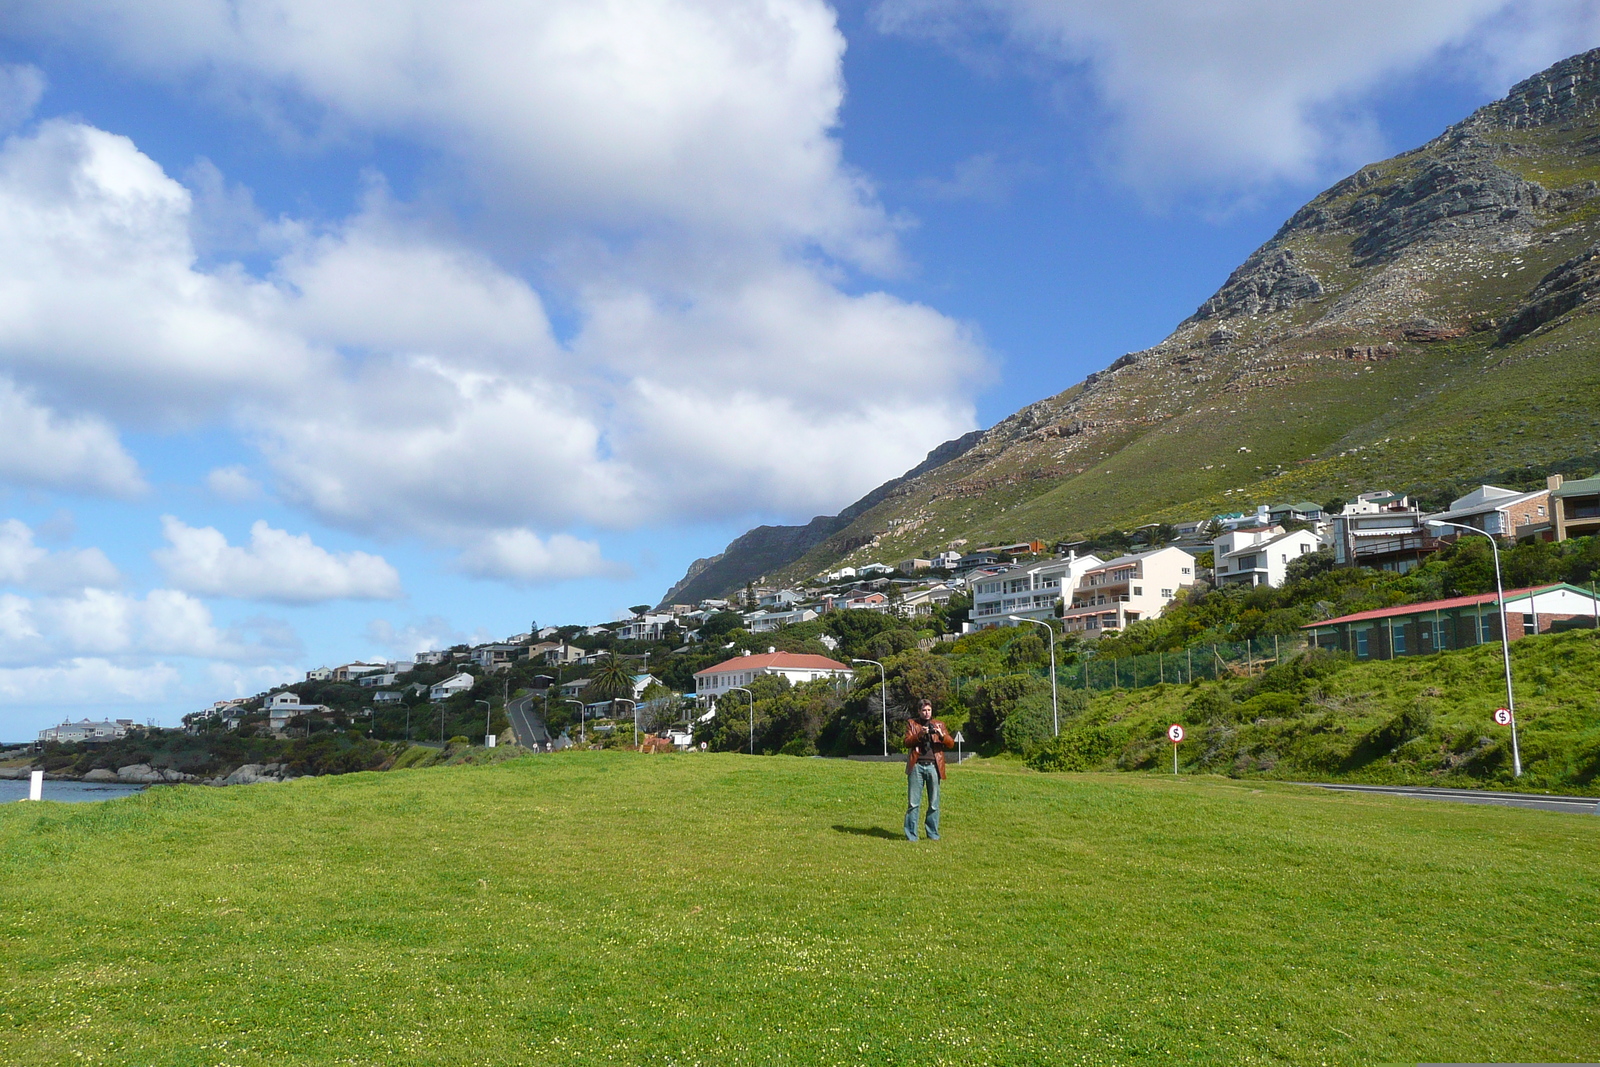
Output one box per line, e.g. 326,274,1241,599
660,48,1600,604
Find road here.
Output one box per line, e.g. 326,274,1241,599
1304,782,1600,815
507,692,553,749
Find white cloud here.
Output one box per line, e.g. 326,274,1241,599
205,465,263,501
0,659,182,706
871,0,1600,192
0,63,45,132
154,516,403,603
365,615,494,659
0,377,144,495
0,518,120,591
456,529,628,585
0,586,296,664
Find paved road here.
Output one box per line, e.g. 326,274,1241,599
507,693,553,749
1304,782,1600,815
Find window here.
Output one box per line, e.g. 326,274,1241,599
1161,588,1173,597
1392,628,1406,655
1537,505,1546,516
1181,566,1191,575
1356,630,1369,657
1132,586,1142,596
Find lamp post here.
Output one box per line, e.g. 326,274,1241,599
476,699,493,747
851,658,888,756
616,697,639,747
1428,519,1522,777
562,698,587,745
1009,615,1059,736
726,686,755,754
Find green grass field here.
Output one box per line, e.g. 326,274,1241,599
3,754,1598,1065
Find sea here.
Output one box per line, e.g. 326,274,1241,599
0,778,148,803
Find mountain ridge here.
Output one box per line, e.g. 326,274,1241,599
660,47,1600,603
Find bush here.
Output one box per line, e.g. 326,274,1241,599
1027,726,1125,772
1000,693,1055,753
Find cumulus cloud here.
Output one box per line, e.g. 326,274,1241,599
0,63,45,132
0,586,298,664
365,616,494,659
205,465,263,501
0,659,183,706
154,516,403,603
456,529,628,585
871,0,1600,191
0,518,120,591
0,377,144,495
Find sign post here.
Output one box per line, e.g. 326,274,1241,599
954,730,965,765
1493,707,1513,727
1167,724,1185,775
28,769,43,801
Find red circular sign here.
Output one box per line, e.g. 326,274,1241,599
1167,724,1185,743
1493,708,1513,726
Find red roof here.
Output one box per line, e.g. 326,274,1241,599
694,652,851,676
1302,585,1572,628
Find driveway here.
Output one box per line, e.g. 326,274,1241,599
1303,782,1599,815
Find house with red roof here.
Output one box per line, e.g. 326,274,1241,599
693,651,853,698
1302,584,1600,661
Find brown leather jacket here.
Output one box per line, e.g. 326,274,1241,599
904,718,954,779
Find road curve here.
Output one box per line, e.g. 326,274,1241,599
507,692,552,749
1302,782,1599,815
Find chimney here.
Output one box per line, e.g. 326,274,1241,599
768,646,776,654
1548,473,1565,491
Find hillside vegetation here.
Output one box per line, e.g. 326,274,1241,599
665,48,1600,602
2,754,1598,1064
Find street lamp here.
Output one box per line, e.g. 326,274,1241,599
615,697,639,747
1427,519,1522,777
562,698,586,745
475,699,493,747
851,658,888,756
726,686,755,754
1009,616,1059,736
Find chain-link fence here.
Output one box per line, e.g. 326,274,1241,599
955,635,1308,696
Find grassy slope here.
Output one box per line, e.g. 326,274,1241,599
3,754,1598,1065
1055,629,1600,792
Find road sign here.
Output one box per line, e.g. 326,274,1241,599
954,731,964,744
1494,708,1513,726
1167,724,1185,743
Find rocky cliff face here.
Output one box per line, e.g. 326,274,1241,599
662,48,1600,602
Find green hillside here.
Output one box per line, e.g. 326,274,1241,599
665,48,1600,600
3,754,1599,1064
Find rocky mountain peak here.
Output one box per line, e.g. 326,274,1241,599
1473,47,1600,130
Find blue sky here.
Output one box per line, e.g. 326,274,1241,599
0,0,1596,737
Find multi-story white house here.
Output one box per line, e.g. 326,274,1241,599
305,666,333,681
693,651,853,699
1212,526,1324,588
969,552,1104,628
414,651,447,666
265,691,327,730
470,645,522,669
1332,492,1440,572
1060,546,1196,635
744,607,819,632
617,614,674,642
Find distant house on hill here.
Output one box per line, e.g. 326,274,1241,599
693,651,852,699
1332,492,1441,573
1423,485,1551,540
1060,546,1195,635
428,673,475,701
38,718,135,744
1212,526,1323,588
265,691,327,731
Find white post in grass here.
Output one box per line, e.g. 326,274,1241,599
28,769,43,801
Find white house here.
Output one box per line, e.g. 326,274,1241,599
372,690,405,704
617,614,674,642
1333,492,1439,572
470,645,522,669
38,718,135,743
265,691,327,730
758,589,804,608
744,607,819,632
897,584,955,619
1061,546,1196,635
970,552,1105,628
305,666,333,681
857,562,895,577
415,651,447,666
1212,526,1324,588
429,673,475,701
693,651,853,699
334,663,388,682
823,567,857,582
930,551,962,570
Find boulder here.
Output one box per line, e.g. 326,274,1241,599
83,768,119,782
222,764,266,786
117,764,163,784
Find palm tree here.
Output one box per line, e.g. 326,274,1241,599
588,654,636,704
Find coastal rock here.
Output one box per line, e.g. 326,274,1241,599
117,764,164,784
223,764,270,786
0,766,31,780
83,768,119,782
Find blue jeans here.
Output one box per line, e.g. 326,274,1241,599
905,762,940,841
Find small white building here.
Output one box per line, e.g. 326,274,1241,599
617,614,674,642
1213,526,1324,588
693,651,853,699
358,672,400,688
1061,546,1196,636
429,673,476,701
305,666,333,681
1424,485,1551,539
744,607,819,632
470,645,522,669
373,690,405,704
857,562,894,577
265,691,327,730
415,651,447,666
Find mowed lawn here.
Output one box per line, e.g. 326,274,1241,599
2,755,1598,1065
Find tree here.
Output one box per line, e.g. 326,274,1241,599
588,655,636,700
629,604,653,617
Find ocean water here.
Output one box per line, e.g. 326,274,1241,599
0,778,148,803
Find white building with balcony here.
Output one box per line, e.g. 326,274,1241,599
1213,526,1324,588
969,552,1104,628
1060,546,1196,635
693,651,852,699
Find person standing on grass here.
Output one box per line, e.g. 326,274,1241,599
904,699,954,841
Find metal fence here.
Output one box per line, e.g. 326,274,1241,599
956,635,1308,696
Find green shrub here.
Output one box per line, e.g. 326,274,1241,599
1027,725,1126,772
